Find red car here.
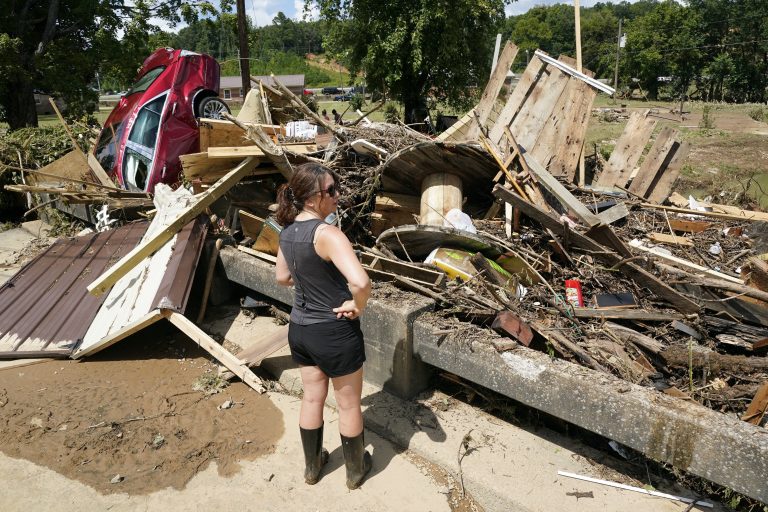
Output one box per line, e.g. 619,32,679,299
93,48,230,193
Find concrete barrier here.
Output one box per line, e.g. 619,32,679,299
412,318,768,503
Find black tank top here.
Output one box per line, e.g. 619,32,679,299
279,218,353,325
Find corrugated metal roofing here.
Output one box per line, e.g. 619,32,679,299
0,216,207,359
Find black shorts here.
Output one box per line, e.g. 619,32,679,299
288,318,366,378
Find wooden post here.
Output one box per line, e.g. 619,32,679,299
419,173,463,226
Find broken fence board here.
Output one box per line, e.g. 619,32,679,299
488,57,547,147
595,110,657,189
645,140,690,204
627,126,677,198
647,232,693,247
548,79,597,181
164,310,265,393
741,381,768,425
87,157,257,296
493,185,700,314
235,324,289,367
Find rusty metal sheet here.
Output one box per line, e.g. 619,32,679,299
0,216,207,359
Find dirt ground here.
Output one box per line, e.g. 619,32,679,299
0,326,283,495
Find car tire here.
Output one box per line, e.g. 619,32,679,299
198,96,230,120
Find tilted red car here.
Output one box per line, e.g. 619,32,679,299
93,48,230,193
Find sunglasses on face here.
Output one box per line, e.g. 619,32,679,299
320,183,338,197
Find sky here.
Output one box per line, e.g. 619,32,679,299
234,0,612,27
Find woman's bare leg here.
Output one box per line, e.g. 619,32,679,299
299,365,329,429
331,367,364,436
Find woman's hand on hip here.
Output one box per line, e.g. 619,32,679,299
333,300,362,320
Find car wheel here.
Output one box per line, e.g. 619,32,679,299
198,96,230,120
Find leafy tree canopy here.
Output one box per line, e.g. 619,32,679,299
307,0,510,123
0,0,219,130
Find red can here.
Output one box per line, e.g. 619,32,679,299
564,279,584,307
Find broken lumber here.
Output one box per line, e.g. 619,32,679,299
741,382,768,425
493,185,700,314
604,322,665,355
465,41,519,141
628,239,742,284
86,157,257,296
163,310,265,393
570,308,682,322
221,325,290,381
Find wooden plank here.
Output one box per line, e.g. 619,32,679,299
510,65,571,153
628,239,742,284
238,245,278,264
493,185,700,314
596,202,630,225
648,232,693,247
666,192,768,221
466,41,519,140
627,127,677,198
668,218,712,233
199,119,282,152
522,151,601,226
645,139,691,204
436,108,475,142
86,157,257,296
72,310,165,359
741,381,768,425
488,57,547,147
235,325,289,367
642,202,768,223
87,153,117,188
360,252,444,287
585,223,632,258
180,152,260,180
595,110,657,188
547,79,596,180
570,308,682,322
239,210,265,240
164,311,265,393
0,359,48,371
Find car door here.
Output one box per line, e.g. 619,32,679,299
122,93,168,191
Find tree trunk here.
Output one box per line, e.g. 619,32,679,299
6,73,38,130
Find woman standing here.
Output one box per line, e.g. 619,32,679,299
275,162,373,489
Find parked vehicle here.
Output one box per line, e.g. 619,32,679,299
92,48,230,193
334,93,353,102
322,86,341,95
303,89,314,96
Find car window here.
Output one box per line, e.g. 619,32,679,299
94,120,125,174
126,66,166,96
128,95,165,148
124,94,167,191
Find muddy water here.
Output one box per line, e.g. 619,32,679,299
0,332,283,495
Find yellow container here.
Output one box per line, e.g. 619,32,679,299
425,248,477,281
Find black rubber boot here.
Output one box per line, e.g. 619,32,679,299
300,424,329,484
340,431,372,489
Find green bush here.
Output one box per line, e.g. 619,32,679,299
384,103,400,123
748,107,766,123
699,104,715,130
349,93,365,111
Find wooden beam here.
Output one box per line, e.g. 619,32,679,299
164,310,266,393
521,150,601,226
641,202,768,223
648,232,693,247
646,140,690,204
493,184,700,313
666,192,768,222
87,157,257,296
488,57,547,146
594,110,657,188
627,127,677,198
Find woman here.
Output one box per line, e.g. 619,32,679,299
275,162,372,489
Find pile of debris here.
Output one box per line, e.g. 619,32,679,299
2,43,768,435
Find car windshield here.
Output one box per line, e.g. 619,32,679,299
94,120,125,174
125,66,166,96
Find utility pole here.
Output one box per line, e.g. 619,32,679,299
236,0,250,97
574,0,582,71
613,18,623,99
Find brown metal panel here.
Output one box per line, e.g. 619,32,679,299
151,214,209,313
0,222,148,358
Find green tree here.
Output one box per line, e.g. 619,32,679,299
307,0,509,124
0,0,218,130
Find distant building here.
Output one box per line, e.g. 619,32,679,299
219,74,305,104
